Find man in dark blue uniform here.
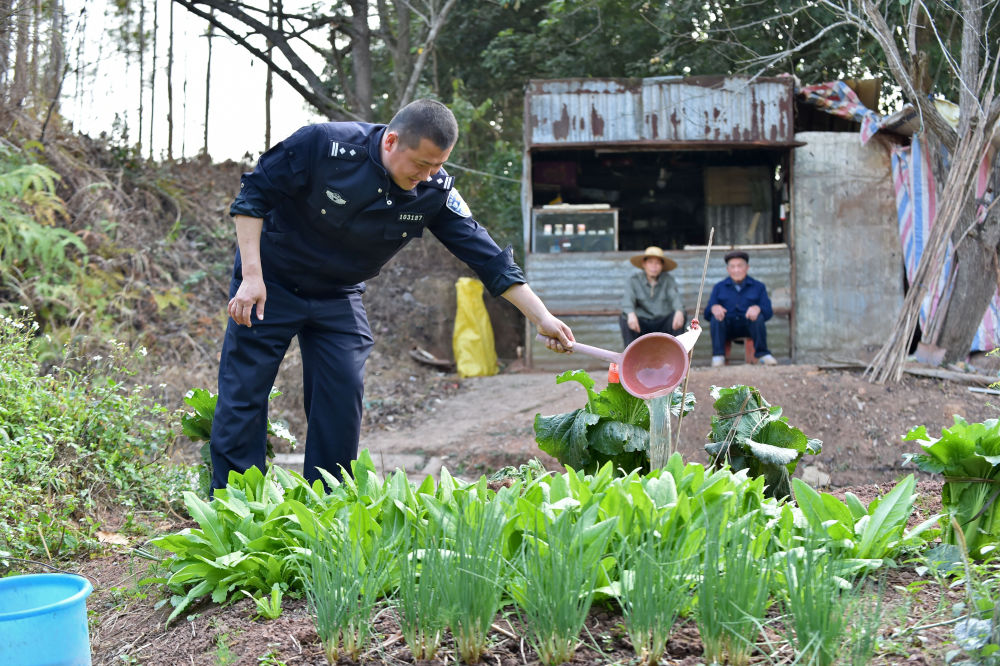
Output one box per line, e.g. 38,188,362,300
704,250,778,367
210,99,574,492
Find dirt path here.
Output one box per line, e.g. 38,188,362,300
358,363,996,487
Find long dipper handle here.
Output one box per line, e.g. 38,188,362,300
535,333,622,365
674,227,715,449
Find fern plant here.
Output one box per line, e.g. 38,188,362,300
0,147,88,319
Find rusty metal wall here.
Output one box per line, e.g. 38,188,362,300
706,206,773,246
792,132,902,361
526,247,792,371
525,76,794,147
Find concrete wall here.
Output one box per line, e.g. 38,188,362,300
792,132,903,361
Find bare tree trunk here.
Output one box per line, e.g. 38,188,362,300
348,0,373,121
28,0,38,104
11,0,30,107
264,0,276,149
39,0,67,142
956,0,980,140
0,0,13,94
137,0,146,155
75,2,91,107
43,0,63,106
203,7,213,155
432,41,439,97
167,0,174,160
149,0,159,159
181,72,187,156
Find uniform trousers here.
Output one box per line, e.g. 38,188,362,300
210,279,373,491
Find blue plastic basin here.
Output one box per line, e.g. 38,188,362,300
0,573,93,665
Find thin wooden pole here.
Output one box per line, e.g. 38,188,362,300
673,227,714,450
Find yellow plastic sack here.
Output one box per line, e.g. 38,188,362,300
452,277,498,378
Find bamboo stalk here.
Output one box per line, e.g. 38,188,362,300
673,227,714,449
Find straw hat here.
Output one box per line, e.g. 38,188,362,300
630,246,677,271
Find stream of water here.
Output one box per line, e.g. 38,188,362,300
647,394,672,469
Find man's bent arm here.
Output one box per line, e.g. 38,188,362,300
501,283,574,351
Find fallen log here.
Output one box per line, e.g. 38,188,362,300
817,360,997,387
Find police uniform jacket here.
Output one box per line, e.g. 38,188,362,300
229,122,526,298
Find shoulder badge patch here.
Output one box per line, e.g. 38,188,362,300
446,189,472,218
424,169,454,190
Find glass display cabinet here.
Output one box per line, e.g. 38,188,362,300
531,205,619,253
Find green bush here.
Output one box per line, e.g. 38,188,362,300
0,312,195,560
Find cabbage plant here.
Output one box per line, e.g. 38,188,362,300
705,385,822,499
533,369,694,474
903,416,1000,557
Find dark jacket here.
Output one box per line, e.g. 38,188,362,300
703,275,773,321
230,122,524,297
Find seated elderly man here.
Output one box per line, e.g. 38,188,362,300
620,245,686,347
704,250,778,367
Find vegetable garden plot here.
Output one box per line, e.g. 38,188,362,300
138,442,999,665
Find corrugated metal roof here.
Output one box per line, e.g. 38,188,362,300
526,76,794,147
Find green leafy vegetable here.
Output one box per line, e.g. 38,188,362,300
534,369,694,474
181,387,298,494
792,475,937,569
705,385,821,498
145,464,327,624
903,416,1000,557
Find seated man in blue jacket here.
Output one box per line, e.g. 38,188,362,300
704,250,778,367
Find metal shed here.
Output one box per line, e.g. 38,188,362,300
520,76,902,369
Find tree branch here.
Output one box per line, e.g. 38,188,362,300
400,0,458,108
853,0,958,150
170,0,363,120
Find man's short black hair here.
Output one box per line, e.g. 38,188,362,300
387,99,459,151
724,250,750,264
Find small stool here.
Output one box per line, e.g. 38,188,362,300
724,337,755,364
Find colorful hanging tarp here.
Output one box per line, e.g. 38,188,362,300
797,81,884,144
